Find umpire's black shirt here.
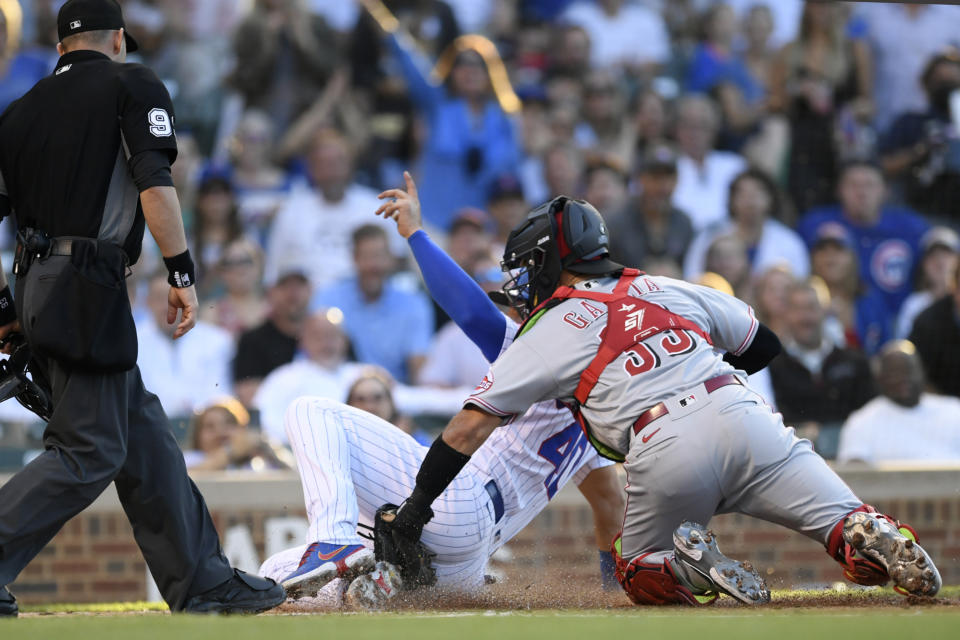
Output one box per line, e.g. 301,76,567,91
0,50,178,263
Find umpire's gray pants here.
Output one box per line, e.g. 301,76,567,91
0,255,232,609
619,381,863,561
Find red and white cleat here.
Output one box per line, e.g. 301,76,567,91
842,511,941,597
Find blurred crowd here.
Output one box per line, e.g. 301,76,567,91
2,0,960,470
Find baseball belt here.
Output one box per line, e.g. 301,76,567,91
631,373,744,437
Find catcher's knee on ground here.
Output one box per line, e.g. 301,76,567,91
611,535,705,606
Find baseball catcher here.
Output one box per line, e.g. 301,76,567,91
372,177,941,605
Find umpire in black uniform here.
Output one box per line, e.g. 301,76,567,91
0,0,285,616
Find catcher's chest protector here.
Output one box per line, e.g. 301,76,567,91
522,268,714,460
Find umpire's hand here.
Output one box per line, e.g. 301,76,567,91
167,285,198,339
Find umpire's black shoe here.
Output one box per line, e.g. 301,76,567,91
183,569,286,614
0,586,17,617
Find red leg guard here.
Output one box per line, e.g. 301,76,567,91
825,504,922,587
611,534,711,606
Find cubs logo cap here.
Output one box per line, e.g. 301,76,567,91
57,0,139,52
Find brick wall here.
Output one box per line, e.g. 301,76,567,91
498,499,960,590
5,468,959,604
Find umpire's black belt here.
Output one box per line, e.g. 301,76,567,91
44,237,86,256
15,230,96,276
484,479,504,524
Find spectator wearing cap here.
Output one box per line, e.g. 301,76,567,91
135,273,235,418
909,260,960,398
232,262,313,409
254,308,364,445
313,225,434,384
671,94,747,232
683,168,808,281
562,0,670,73
798,161,929,318
486,174,528,254
895,227,960,339
879,50,960,221
810,223,890,355
263,128,405,292
838,341,960,464
769,279,876,459
445,208,493,272
607,145,693,271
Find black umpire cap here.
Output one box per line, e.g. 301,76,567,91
57,0,140,52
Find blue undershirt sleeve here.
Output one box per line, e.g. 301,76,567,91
408,229,507,363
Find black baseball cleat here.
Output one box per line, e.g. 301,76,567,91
0,586,17,617
671,521,770,605
843,511,941,597
183,569,286,614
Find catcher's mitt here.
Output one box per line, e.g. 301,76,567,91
373,503,437,589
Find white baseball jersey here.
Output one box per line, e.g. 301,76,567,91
260,318,611,596
466,274,759,458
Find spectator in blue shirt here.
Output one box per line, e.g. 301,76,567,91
798,161,929,317
387,31,522,230
0,8,56,114
313,224,434,383
685,4,764,149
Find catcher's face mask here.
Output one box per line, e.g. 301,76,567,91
492,196,623,320
495,201,563,320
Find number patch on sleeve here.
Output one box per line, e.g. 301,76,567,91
148,108,173,137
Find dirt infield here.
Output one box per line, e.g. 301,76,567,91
270,582,960,614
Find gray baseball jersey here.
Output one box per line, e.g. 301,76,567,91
466,274,758,457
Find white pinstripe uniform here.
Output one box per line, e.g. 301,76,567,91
260,318,611,596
